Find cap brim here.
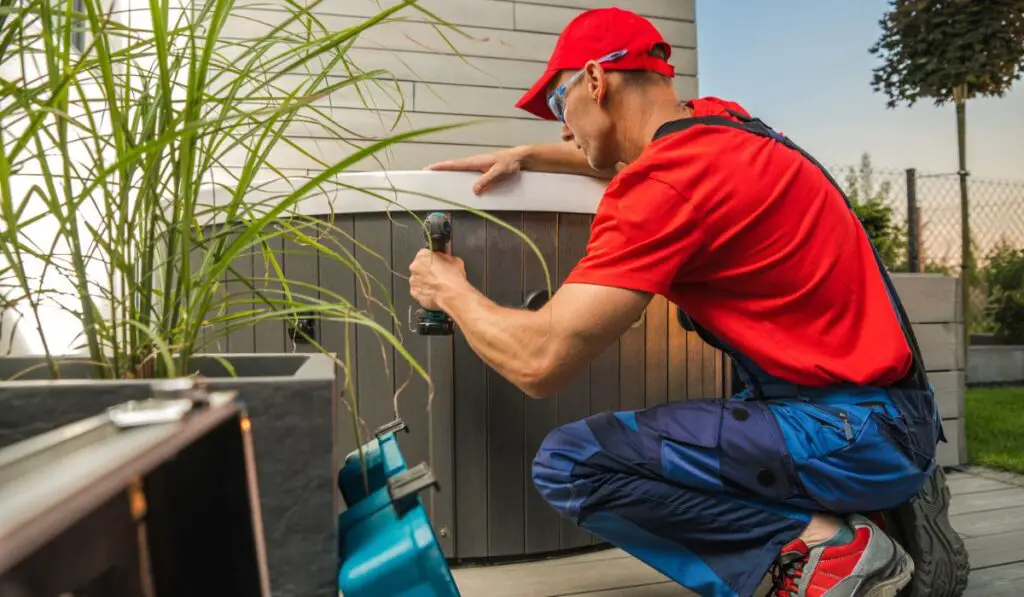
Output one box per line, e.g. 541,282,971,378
515,68,560,121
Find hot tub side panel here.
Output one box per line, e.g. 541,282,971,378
221,210,730,562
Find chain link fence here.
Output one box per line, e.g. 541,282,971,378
826,161,1024,338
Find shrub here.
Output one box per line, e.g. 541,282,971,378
980,240,1024,343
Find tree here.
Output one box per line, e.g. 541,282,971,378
844,153,907,271
869,0,1024,345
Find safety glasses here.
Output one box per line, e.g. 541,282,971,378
546,49,628,123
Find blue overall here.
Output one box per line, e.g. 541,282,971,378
532,113,947,597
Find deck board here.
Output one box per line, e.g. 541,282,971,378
963,561,1024,597
449,467,1024,596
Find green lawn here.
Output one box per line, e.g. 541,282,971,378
966,385,1024,474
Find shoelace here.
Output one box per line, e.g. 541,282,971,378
771,556,806,597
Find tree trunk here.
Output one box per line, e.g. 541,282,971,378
956,99,971,360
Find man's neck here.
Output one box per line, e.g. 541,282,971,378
618,95,692,163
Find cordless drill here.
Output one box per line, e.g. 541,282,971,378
415,212,455,336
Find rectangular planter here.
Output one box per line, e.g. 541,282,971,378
967,345,1024,386
889,274,968,467
0,353,338,597
0,390,269,596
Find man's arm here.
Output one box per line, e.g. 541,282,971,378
517,142,623,179
426,142,625,194
409,250,650,399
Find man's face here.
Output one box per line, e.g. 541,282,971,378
547,65,619,171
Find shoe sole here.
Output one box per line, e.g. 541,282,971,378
887,467,971,597
863,542,916,597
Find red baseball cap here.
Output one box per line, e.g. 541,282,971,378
516,7,676,120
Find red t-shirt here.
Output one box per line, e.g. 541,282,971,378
565,97,912,387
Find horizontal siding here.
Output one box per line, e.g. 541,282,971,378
311,0,518,29
281,106,558,146
225,11,562,63
211,0,698,171
415,75,699,118
513,3,696,47
222,10,697,67
220,138,506,172
497,0,695,21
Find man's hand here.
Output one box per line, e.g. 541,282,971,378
409,248,468,311
426,148,526,195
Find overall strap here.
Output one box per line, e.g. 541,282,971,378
658,111,930,393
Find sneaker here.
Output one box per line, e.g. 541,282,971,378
770,514,915,597
884,466,970,597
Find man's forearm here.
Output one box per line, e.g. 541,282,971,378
515,142,620,180
436,281,567,399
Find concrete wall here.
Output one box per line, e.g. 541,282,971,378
890,274,967,467
218,0,698,173
968,346,1024,385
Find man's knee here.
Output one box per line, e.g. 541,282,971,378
531,417,607,520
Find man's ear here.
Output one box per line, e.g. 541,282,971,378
584,61,609,106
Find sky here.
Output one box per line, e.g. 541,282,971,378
694,0,1024,181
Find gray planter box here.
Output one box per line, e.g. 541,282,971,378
0,353,338,597
968,345,1024,386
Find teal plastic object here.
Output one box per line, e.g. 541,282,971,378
336,420,461,597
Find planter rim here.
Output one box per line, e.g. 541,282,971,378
0,352,336,385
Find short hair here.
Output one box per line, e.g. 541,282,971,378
616,44,673,87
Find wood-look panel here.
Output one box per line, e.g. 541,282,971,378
619,313,647,412
590,339,621,413
702,339,717,399
589,211,620,414
189,230,210,352
315,215,358,515
224,225,256,354
556,213,593,550
351,215,395,431
486,212,527,557
253,226,285,353
428,309,456,556
452,212,489,559
667,300,688,402
281,222,320,355
644,295,668,408
521,213,561,555
685,330,703,400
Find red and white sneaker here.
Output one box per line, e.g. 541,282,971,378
771,514,915,597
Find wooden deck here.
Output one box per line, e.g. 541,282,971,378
450,467,1024,596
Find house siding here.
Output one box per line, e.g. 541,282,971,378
218,0,698,172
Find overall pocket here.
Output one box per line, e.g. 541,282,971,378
768,400,862,463
796,413,929,513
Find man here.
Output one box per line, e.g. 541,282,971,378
408,8,968,597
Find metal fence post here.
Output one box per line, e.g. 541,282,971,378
905,168,920,273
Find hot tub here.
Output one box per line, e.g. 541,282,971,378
198,170,730,563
